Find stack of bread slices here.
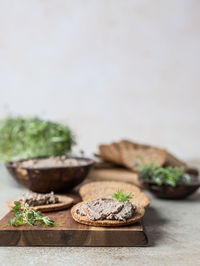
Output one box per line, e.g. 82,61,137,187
72,181,150,227
88,139,186,187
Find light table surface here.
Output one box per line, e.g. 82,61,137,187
0,163,200,266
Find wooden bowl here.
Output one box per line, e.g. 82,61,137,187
140,175,200,199
6,157,94,193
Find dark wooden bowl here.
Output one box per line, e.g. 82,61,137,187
140,175,200,199
6,157,94,193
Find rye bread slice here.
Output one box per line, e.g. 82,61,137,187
120,139,150,149
109,142,122,165
165,152,187,168
79,181,141,199
119,140,136,150
99,145,113,162
99,142,126,165
98,140,186,175
117,140,149,166
81,190,150,209
87,168,140,187
98,140,150,165
120,140,187,168
71,201,145,227
7,195,74,213
118,140,167,168
120,147,167,172
120,140,186,169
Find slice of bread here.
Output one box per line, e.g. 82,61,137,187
99,144,121,165
165,152,186,168
87,168,140,187
119,139,150,150
99,140,167,170
120,147,167,172
118,140,187,169
99,145,112,162
7,195,74,213
109,142,122,165
98,140,186,171
71,202,145,227
79,181,150,208
79,181,141,199
81,190,150,209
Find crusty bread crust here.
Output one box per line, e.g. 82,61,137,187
71,201,145,227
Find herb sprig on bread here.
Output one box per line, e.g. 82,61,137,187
112,189,133,202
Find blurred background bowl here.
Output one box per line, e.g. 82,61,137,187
141,174,200,199
6,157,94,193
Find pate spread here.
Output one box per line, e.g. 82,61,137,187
13,156,88,169
77,198,135,221
19,191,59,206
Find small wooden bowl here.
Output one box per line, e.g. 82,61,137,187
6,157,94,193
140,175,200,199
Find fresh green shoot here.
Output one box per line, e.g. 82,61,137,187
9,201,55,227
0,116,75,162
112,189,133,203
139,164,191,187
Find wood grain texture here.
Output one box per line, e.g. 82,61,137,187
0,210,148,247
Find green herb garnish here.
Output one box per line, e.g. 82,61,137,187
0,116,75,162
112,189,133,202
139,164,190,187
9,201,55,226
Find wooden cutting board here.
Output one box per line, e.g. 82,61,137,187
0,209,148,247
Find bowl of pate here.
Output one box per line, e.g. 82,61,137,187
6,156,94,193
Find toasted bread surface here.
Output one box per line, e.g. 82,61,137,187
80,181,141,198
71,201,145,227
79,181,150,208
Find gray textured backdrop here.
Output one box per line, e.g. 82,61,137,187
0,0,199,160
